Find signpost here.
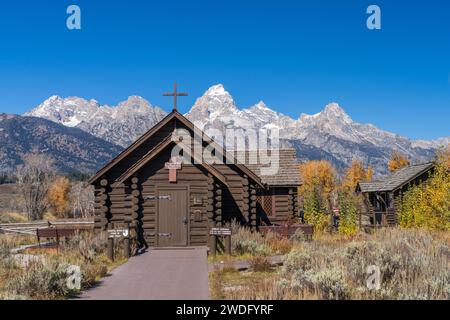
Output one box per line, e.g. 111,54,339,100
210,228,232,236
108,229,129,239
210,227,232,256
107,224,131,261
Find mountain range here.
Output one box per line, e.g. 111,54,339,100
2,84,447,175
0,115,122,173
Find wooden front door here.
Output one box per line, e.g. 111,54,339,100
157,186,189,247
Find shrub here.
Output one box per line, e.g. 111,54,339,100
398,157,450,231
309,267,349,300
231,225,271,256
6,261,74,299
278,228,449,300
282,248,313,274
63,232,108,263
290,229,306,243
81,263,108,288
264,232,292,255
337,192,358,236
303,190,330,232
249,255,272,272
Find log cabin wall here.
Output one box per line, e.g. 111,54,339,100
216,164,245,225
132,147,211,247
90,112,302,248
94,182,111,230
256,187,299,226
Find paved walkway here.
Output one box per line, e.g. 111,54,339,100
77,247,209,300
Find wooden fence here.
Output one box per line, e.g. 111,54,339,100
0,220,95,236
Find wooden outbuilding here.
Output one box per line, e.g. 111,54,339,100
356,162,435,227
89,110,301,249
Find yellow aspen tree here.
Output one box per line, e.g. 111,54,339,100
299,161,336,231
48,176,71,218
341,160,373,191
388,150,410,172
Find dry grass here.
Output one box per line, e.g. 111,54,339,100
0,232,127,300
0,212,27,224
210,228,450,300
0,234,36,248
231,223,294,257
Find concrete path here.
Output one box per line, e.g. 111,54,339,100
77,247,209,300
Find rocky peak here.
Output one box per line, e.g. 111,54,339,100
320,103,352,123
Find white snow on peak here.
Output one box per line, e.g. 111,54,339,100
23,85,448,175
205,84,227,96
24,95,166,147
255,101,267,109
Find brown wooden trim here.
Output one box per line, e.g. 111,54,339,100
89,111,178,184
115,135,229,187
115,134,174,185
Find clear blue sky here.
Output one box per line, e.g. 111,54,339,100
0,0,448,139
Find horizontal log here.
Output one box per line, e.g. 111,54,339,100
190,231,208,236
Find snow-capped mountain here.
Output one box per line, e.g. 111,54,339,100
25,95,166,147
185,85,447,174
24,84,449,174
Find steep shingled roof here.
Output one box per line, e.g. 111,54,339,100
358,162,435,193
234,149,302,187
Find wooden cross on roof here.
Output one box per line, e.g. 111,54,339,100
163,82,188,112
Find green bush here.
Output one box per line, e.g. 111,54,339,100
337,192,358,236
231,224,271,256
282,248,313,274
6,261,74,300
309,267,349,300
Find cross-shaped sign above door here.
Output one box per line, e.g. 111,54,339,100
165,156,182,183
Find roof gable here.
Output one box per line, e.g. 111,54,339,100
89,111,263,187
115,133,228,187
358,162,435,193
